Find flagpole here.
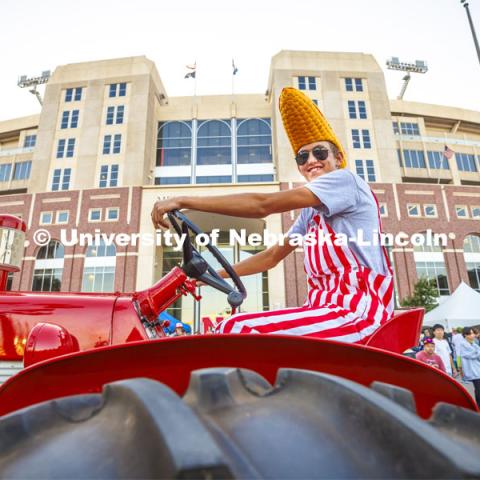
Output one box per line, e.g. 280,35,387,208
194,62,197,99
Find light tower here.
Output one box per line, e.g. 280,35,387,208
386,58,428,100
17,70,51,106
460,0,480,66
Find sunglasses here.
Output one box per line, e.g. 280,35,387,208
295,147,330,166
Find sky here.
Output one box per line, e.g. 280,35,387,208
1,0,479,122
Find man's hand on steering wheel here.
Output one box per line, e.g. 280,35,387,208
151,197,182,229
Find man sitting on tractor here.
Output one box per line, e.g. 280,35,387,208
151,87,394,343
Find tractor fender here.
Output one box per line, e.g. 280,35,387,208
0,368,479,479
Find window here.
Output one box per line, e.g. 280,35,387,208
196,176,232,184
57,139,66,158
40,212,53,225
56,138,75,158
106,106,124,125
352,129,361,148
82,240,116,292
455,205,468,218
157,121,192,167
297,76,316,91
71,110,79,128
345,78,363,92
51,168,71,191
351,129,371,149
99,164,119,188
13,161,31,180
32,241,64,292
197,120,231,165
23,135,36,148
415,263,450,296
355,159,376,182
237,174,274,182
427,151,449,170
465,234,480,253
103,134,121,154
393,122,400,135
103,135,112,154
89,209,102,222
65,87,82,102
61,110,78,129
471,206,480,219
358,101,367,119
66,138,75,157
424,205,437,217
348,101,356,119
400,149,426,169
362,130,371,148
106,207,119,221
155,177,191,185
407,204,420,217
379,203,388,217
393,122,420,136
456,153,477,172
56,211,69,224
116,105,124,124
464,235,480,293
0,164,12,182
109,82,127,97
236,118,272,165
61,111,69,129
113,134,121,154
413,232,450,296
348,100,367,119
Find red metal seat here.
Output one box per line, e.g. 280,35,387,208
365,308,424,354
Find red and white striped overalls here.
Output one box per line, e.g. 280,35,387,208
216,193,394,344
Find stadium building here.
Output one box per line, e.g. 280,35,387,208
1,51,479,329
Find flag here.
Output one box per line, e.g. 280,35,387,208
443,145,454,160
184,62,196,79
232,59,238,76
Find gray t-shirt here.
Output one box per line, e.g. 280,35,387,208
287,169,389,275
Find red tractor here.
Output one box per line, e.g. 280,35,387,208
0,212,479,479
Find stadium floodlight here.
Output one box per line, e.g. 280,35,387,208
17,70,51,106
386,57,428,99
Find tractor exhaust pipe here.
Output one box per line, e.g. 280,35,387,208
0,215,26,291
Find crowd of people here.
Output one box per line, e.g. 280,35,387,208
414,324,480,406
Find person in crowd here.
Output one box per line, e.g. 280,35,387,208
413,327,432,353
415,338,446,372
457,327,480,407
172,322,187,337
432,324,458,377
473,327,480,346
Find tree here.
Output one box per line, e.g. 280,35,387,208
400,277,439,312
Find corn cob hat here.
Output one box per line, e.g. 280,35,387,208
279,87,347,168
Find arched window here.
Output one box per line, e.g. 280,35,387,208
196,120,231,166
236,119,272,164
156,121,192,167
464,234,480,292
81,240,116,292
413,232,449,296
32,240,64,291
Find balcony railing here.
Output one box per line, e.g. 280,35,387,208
0,147,35,158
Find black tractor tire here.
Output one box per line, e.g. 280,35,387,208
0,368,479,479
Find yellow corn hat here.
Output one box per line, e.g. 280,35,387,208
279,87,347,168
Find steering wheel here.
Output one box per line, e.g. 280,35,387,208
166,210,246,309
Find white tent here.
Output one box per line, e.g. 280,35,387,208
424,281,480,329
